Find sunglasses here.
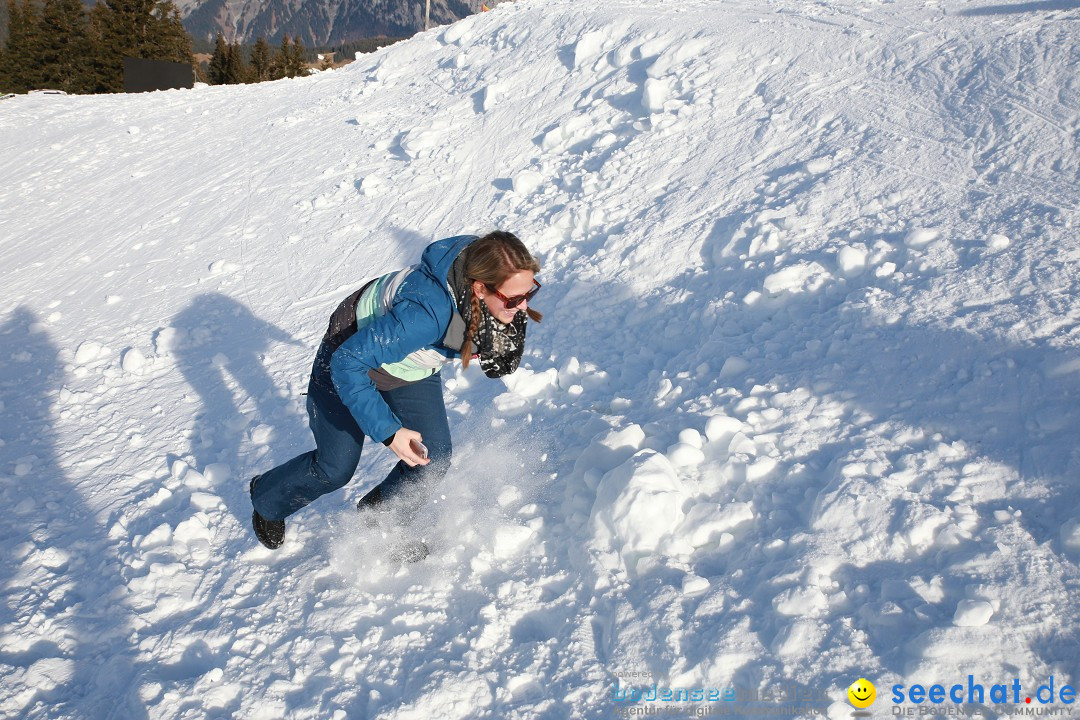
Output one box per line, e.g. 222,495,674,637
484,278,541,309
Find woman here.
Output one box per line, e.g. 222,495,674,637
249,231,542,557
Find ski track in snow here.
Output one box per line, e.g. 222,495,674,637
1,0,1080,718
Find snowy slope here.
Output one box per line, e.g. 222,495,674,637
1,0,1079,718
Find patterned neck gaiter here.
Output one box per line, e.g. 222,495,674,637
449,255,528,378
472,300,527,378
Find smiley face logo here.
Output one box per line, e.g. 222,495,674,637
848,679,876,709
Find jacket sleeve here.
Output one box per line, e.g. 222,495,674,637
329,298,444,443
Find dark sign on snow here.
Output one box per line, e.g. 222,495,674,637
123,57,194,93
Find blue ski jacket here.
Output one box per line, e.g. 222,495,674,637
320,235,476,444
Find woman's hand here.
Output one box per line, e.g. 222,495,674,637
388,428,431,467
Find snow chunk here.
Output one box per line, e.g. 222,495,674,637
875,262,897,278
189,492,222,511
174,514,212,546
441,18,477,46
24,658,75,692
184,468,209,489
677,502,754,548
682,574,711,595
906,508,949,550
121,347,147,374
493,523,535,559
360,175,384,196
953,599,994,627
36,547,71,570
250,424,275,445
638,36,673,60
642,77,671,113
153,326,187,355
667,442,705,468
987,234,1011,251
74,341,105,364
497,485,524,509
203,463,230,484
573,30,608,68
14,456,35,476
904,228,941,248
590,450,685,569
139,682,163,704
773,586,829,617
389,670,493,719
727,432,758,456
400,118,451,159
836,245,868,276
481,83,504,111
775,619,826,657
611,41,635,68
763,262,831,295
718,356,750,378
828,702,856,720
805,156,833,174
139,522,173,549
501,366,556,397
208,259,239,275
557,356,582,389
678,429,703,449
746,456,778,481
512,169,544,195
540,115,593,152
1062,519,1080,554
170,459,191,480
705,415,744,446
493,392,529,415
574,424,647,478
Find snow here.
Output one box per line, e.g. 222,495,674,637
953,599,995,628
1,0,1079,718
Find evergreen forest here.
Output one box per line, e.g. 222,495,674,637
0,0,400,94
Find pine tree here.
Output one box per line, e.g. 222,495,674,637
250,35,270,82
0,0,43,93
288,34,307,77
225,40,247,83
38,0,94,93
154,3,192,64
88,0,194,92
269,34,290,80
207,30,227,83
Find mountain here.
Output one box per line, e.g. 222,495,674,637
178,0,476,45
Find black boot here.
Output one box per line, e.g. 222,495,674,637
357,485,389,529
356,484,384,511
391,540,429,564
250,475,285,550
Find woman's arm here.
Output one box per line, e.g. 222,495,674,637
330,298,443,450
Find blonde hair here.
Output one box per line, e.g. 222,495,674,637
461,231,542,368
